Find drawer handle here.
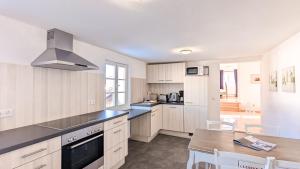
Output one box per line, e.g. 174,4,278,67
113,129,122,134
114,147,122,153
21,148,47,159
34,164,47,169
113,120,123,125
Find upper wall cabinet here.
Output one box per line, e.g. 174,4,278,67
147,63,185,83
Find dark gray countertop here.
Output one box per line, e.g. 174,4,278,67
0,109,129,155
130,101,184,107
128,109,151,120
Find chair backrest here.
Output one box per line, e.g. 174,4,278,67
214,149,272,169
207,120,235,131
245,124,280,136
273,160,300,169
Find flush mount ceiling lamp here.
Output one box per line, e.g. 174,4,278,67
110,0,151,9
173,46,203,55
179,49,193,55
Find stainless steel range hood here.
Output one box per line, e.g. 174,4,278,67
31,29,98,71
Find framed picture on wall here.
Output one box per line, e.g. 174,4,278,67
269,71,278,91
250,74,261,84
282,66,296,93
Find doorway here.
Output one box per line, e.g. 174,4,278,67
219,62,261,131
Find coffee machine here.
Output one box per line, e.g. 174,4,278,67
179,90,184,102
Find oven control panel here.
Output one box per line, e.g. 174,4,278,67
62,123,104,146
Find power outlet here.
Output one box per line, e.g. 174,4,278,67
238,160,264,169
0,109,14,118
89,99,96,105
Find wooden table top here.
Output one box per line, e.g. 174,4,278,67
189,129,300,162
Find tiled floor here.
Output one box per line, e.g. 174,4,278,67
121,134,195,169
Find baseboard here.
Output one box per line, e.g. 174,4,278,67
159,130,191,139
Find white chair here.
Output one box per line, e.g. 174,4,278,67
213,149,273,169
207,120,236,131
245,124,280,137
271,159,300,169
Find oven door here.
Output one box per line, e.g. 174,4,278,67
62,132,104,169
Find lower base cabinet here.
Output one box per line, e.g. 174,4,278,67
15,150,61,169
184,105,207,133
162,105,184,132
104,115,128,169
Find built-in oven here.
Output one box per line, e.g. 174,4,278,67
62,123,104,169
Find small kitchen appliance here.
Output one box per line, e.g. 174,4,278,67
168,92,179,102
159,94,168,103
179,90,184,102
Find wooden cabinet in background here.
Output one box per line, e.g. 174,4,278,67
162,105,184,132
184,105,208,133
184,76,208,106
150,105,162,136
147,63,185,83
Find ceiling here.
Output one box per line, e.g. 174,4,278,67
1,0,300,63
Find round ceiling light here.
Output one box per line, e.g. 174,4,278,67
179,49,193,55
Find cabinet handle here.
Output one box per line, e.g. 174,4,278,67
114,147,122,153
34,164,47,169
159,80,164,81
113,129,122,134
113,120,123,125
21,148,47,159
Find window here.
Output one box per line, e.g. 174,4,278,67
105,62,128,108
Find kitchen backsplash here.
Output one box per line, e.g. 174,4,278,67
148,83,183,95
0,63,104,131
131,78,148,103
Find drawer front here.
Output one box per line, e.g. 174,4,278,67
104,141,126,169
0,137,61,168
104,115,128,131
104,123,127,151
15,150,61,169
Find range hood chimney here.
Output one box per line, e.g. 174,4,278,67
31,29,98,71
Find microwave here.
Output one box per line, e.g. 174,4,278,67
186,66,209,76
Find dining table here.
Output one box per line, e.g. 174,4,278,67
187,129,300,169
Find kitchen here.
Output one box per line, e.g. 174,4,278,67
1,1,300,169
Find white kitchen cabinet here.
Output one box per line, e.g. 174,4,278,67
184,105,208,133
0,137,61,169
184,76,208,106
158,64,166,83
162,105,184,132
104,115,128,169
15,150,61,169
147,64,159,83
147,63,185,83
104,141,127,169
150,105,162,136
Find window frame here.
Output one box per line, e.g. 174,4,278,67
105,61,128,108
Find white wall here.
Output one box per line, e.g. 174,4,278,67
0,15,146,78
261,32,300,139
237,61,261,111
